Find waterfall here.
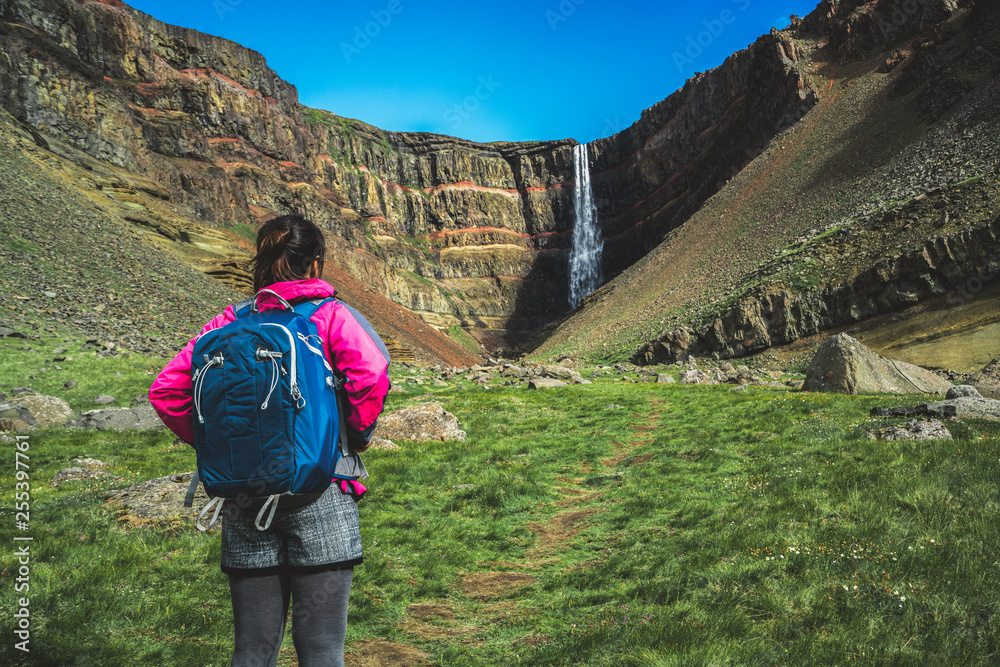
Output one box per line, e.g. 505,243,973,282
568,143,603,309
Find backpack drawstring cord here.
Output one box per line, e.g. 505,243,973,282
257,350,281,410
196,496,225,532
193,354,224,424
255,494,281,531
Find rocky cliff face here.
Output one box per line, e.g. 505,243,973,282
632,0,1000,366
801,0,972,61
589,29,818,274
528,0,998,367
0,0,823,348
637,181,1000,365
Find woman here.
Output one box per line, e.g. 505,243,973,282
149,215,390,667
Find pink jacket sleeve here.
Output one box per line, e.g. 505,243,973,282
311,301,390,433
149,307,236,443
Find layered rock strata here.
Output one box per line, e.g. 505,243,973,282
631,0,999,366
0,0,821,345
636,182,1000,365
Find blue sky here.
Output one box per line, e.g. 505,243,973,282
125,0,820,144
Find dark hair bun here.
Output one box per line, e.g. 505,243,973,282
252,215,326,291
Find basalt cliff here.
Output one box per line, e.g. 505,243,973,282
0,0,818,353
532,0,1000,371
1,0,995,367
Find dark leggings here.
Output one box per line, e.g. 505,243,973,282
228,568,352,667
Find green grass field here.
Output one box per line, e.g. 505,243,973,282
2,362,1000,665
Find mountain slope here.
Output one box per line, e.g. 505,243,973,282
529,0,1000,369
2,0,994,368
0,0,819,348
0,108,238,358
0,107,480,366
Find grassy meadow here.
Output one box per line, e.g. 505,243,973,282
2,350,1000,665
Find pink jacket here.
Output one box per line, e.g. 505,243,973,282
149,279,390,445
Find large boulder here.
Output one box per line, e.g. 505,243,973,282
0,393,73,430
866,418,952,441
804,334,951,395
541,365,585,383
375,403,466,442
528,378,567,390
12,393,74,426
105,472,213,524
969,360,1000,400
871,386,1000,420
68,405,165,431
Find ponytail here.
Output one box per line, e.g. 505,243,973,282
252,215,326,292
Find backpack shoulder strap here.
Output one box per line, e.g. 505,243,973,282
291,297,336,320
294,296,390,365
290,297,351,459
233,298,254,318
184,470,200,508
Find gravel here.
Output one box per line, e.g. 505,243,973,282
0,117,239,358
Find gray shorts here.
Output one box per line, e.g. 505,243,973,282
220,484,363,575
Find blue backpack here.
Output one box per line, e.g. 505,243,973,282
186,289,366,531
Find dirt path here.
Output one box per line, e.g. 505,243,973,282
343,398,667,665
525,397,666,566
